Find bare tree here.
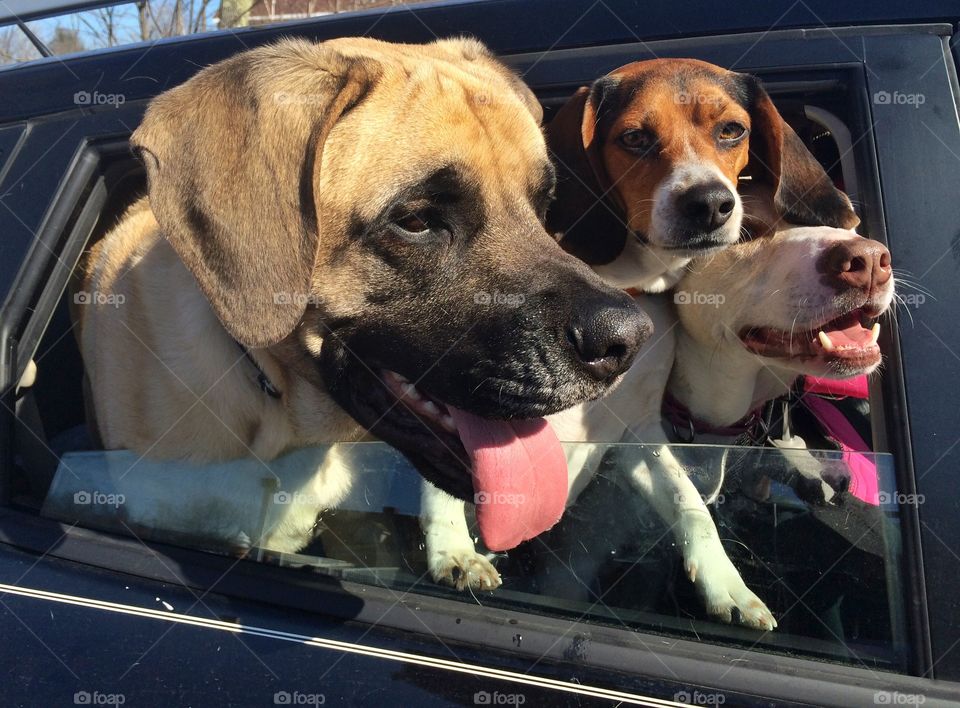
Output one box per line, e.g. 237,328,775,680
0,0,430,66
0,26,39,65
48,27,86,55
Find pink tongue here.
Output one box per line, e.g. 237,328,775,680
825,322,871,346
448,406,568,552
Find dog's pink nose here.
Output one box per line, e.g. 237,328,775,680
821,239,892,293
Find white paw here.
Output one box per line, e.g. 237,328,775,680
428,548,502,591
685,545,776,631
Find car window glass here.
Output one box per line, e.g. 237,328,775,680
41,440,910,670
11,73,911,675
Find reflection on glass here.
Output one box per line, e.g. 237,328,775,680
43,440,908,671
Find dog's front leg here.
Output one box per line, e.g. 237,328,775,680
626,425,776,630
420,482,502,591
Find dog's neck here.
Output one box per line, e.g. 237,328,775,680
669,329,797,427
591,239,692,294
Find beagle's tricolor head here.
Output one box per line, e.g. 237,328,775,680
547,58,859,292
132,37,651,551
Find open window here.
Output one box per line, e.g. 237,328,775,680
3,17,946,702
3,60,915,679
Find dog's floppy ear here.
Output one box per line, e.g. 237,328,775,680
744,75,859,230
132,40,379,348
545,82,626,263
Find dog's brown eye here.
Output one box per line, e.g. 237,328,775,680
619,129,657,154
394,212,430,234
718,122,748,142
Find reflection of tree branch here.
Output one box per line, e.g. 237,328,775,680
144,0,170,39
219,2,257,30
190,0,213,34
77,14,108,45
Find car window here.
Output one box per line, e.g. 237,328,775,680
8,63,913,677
40,440,910,670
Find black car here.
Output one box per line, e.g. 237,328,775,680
1,1,959,706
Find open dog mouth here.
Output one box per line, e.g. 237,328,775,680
740,306,883,370
375,369,569,552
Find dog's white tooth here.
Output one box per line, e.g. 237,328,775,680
386,370,407,386
870,322,881,344
818,330,835,352
440,415,457,433
422,401,440,417
401,383,420,400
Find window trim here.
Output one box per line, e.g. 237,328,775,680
1,504,956,706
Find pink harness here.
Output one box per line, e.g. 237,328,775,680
802,376,879,505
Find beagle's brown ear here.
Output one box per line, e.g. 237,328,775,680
744,76,859,230
545,82,627,264
132,39,379,348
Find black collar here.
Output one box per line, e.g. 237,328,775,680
662,390,767,445
235,341,282,399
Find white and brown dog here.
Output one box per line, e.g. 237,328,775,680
533,220,894,629
421,59,866,631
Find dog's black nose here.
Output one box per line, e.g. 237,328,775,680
678,181,736,232
567,297,651,380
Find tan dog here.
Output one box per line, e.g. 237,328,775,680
76,37,650,555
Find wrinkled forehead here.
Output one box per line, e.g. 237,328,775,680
331,64,550,205
408,68,547,164
348,155,555,222
604,62,750,128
